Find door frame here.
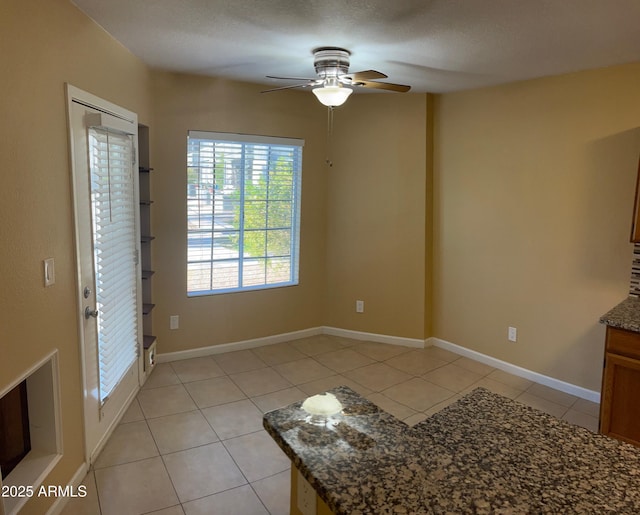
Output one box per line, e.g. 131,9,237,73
65,84,144,464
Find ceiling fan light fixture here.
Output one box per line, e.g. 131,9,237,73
312,85,353,107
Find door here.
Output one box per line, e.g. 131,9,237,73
67,85,142,463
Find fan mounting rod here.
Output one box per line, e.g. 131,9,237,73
313,47,351,79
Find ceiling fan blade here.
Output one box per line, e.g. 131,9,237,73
346,70,388,81
261,83,313,93
266,75,319,82
355,80,411,93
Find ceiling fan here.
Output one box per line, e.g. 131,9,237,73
261,47,411,107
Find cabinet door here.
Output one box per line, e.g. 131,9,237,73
630,156,640,242
600,352,640,446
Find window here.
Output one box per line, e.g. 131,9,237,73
187,131,303,296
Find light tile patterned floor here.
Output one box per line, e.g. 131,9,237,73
61,335,600,515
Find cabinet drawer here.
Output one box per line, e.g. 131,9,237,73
606,326,640,360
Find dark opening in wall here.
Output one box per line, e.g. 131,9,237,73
0,380,31,479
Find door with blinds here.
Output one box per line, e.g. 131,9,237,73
67,85,142,463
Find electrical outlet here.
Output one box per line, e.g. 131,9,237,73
296,469,316,515
508,326,517,342
170,315,179,330
356,300,364,313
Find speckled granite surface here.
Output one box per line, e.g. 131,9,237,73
600,296,640,332
264,386,640,514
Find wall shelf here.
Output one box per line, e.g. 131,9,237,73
143,335,157,349
138,125,157,376
141,270,155,280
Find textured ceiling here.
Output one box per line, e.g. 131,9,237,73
72,0,640,93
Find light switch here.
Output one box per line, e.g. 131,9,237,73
44,258,55,287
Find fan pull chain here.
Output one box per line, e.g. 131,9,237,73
326,106,334,167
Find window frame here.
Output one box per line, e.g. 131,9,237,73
186,130,304,296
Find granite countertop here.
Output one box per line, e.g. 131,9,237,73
263,386,640,514
600,296,640,332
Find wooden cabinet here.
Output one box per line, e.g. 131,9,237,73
599,326,640,446
630,156,640,242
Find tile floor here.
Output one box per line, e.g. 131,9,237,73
61,335,600,515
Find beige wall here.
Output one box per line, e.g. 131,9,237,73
150,77,430,352
433,64,640,391
324,94,428,339
0,1,150,512
150,72,329,352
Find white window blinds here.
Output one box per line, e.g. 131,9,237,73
88,127,139,406
187,131,303,295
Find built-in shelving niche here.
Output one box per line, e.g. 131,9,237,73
0,351,62,515
138,124,157,375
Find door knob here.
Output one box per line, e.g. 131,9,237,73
85,306,99,319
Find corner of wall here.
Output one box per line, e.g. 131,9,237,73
424,93,435,338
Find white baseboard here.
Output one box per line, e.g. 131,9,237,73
156,326,423,363
323,326,424,348
156,327,323,363
45,462,89,515
154,327,598,403
428,337,600,403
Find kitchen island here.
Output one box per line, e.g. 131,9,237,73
263,385,640,514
